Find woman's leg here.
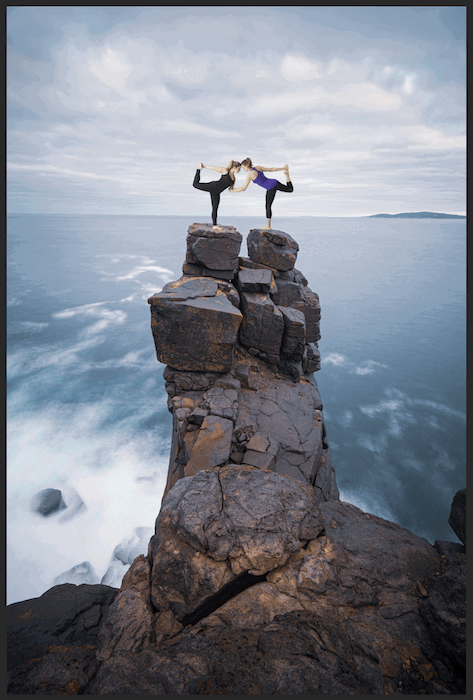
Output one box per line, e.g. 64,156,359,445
210,192,220,226
264,180,293,229
193,169,213,192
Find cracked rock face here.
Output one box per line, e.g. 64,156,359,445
153,226,335,501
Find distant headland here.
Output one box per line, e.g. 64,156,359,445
367,211,465,219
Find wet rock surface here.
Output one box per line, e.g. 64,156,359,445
31,488,66,516
7,224,465,695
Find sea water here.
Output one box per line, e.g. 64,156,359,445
7,214,466,604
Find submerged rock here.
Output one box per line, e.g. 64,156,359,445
31,488,66,516
54,561,99,586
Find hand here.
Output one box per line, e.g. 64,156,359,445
199,162,204,169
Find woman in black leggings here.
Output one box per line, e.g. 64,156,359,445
193,161,241,230
230,157,293,230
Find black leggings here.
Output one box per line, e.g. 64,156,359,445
193,170,228,225
266,181,293,219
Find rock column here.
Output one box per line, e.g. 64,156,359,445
148,224,337,501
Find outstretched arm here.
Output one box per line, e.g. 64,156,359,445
202,164,228,174
229,172,254,193
257,164,288,172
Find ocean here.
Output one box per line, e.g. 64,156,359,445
7,214,466,605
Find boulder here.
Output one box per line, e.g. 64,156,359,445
31,488,66,516
236,267,277,294
448,488,466,545
186,223,242,271
54,561,99,586
247,229,299,271
149,277,242,372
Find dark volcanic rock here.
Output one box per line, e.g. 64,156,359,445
236,267,277,294
278,305,306,361
7,583,118,672
31,488,66,516
247,228,299,271
148,277,242,372
239,292,284,362
448,487,466,545
186,223,242,271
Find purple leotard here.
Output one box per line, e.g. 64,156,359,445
252,168,278,190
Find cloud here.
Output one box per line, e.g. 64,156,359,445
7,7,466,216
281,54,321,82
88,47,133,88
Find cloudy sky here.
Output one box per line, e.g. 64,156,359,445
7,6,466,216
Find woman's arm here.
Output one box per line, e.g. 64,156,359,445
229,171,255,192
257,164,288,172
203,165,228,174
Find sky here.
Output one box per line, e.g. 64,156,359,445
7,6,466,217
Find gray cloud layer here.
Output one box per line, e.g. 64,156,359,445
7,7,465,215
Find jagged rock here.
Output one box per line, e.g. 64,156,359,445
238,255,281,277
247,229,299,271
418,553,466,676
7,583,118,672
54,561,99,586
182,261,236,281
434,540,465,558
239,292,284,363
7,645,99,695
149,277,242,372
183,415,234,478
31,488,66,516
278,305,306,361
270,278,321,343
303,341,321,373
96,555,157,661
236,267,277,294
186,223,242,271
448,488,466,545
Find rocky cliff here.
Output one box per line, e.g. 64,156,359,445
7,224,466,695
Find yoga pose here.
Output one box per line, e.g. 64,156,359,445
192,161,241,231
230,158,293,230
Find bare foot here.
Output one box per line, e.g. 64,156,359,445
261,225,271,230
212,225,224,231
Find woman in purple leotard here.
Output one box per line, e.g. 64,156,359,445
230,157,293,230
193,160,241,231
